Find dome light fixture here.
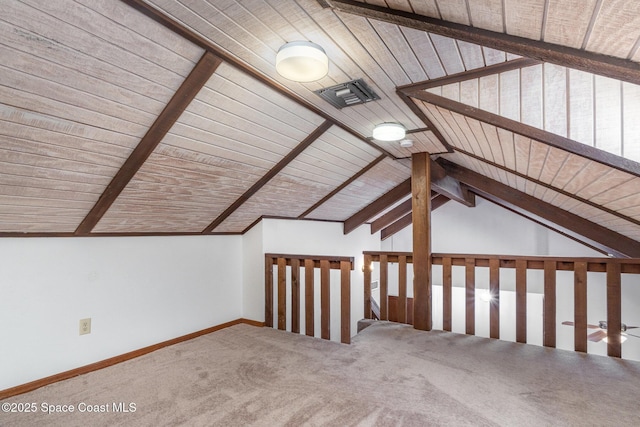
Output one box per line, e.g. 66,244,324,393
372,122,406,141
276,41,329,82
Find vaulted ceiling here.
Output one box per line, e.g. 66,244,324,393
1,0,639,257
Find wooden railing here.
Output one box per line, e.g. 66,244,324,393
363,251,640,358
265,253,354,344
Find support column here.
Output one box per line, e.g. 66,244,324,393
412,152,432,331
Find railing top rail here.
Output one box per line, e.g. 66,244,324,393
363,251,640,264
363,252,640,273
266,253,354,270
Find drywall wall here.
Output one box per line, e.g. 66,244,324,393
242,218,381,341
0,235,243,390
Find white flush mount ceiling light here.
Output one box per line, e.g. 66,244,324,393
276,41,329,82
372,122,406,141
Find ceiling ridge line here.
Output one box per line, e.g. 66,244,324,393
203,120,333,233
406,90,640,179
451,148,640,228
327,0,640,86
74,51,223,235
119,0,396,160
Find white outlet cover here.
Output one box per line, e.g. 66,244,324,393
79,318,91,335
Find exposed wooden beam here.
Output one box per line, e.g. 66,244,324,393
379,194,449,240
440,159,640,258
299,155,386,219
431,194,450,211
344,178,412,234
431,175,475,207
204,121,333,233
75,51,222,235
409,91,640,178
120,0,396,159
397,91,453,153
398,58,541,93
371,199,412,234
328,0,640,86
381,212,412,240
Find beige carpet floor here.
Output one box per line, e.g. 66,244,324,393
2,321,640,426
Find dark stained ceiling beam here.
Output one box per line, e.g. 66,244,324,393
431,176,475,207
398,57,541,93
75,51,222,235
344,178,411,234
299,154,386,219
397,91,453,153
371,198,412,234
439,159,640,258
407,91,640,178
204,120,333,233
327,0,640,86
379,194,449,240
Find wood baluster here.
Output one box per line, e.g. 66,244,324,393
304,259,314,337
320,259,330,340
443,257,452,332
380,254,388,321
543,260,556,347
466,257,475,335
516,259,527,343
291,258,300,334
364,254,372,319
341,260,351,344
574,261,588,353
489,258,500,339
398,255,407,324
277,257,287,331
607,262,622,358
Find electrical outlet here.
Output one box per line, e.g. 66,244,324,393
79,318,91,335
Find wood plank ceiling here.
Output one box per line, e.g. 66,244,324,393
1,0,639,257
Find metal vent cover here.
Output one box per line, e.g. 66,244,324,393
315,78,380,109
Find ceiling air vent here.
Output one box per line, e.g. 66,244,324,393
315,78,380,109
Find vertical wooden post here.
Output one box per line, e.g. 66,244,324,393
465,257,475,335
341,260,351,344
412,152,432,331
265,255,274,328
291,258,300,334
489,258,500,339
443,256,452,332
277,257,287,331
543,260,556,348
305,259,315,337
607,262,622,358
320,259,330,340
574,261,588,353
515,259,527,343
364,254,372,319
380,254,388,320
398,255,407,324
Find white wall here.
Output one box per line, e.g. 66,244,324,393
0,235,243,390
242,218,381,341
